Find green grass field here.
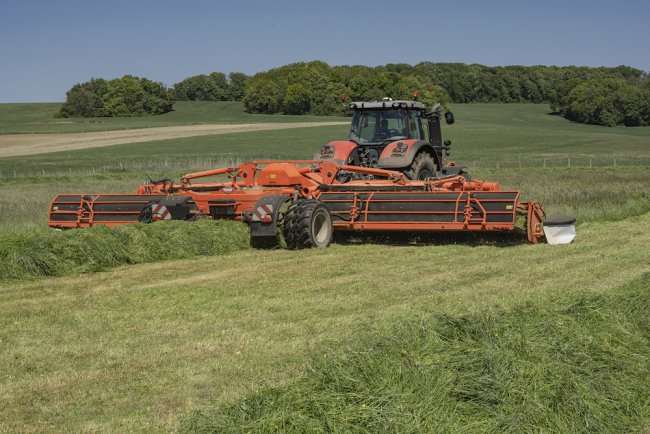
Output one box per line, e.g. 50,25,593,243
0,102,649,432
0,101,347,134
1,102,648,177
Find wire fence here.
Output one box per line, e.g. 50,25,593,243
0,155,649,179
461,156,650,170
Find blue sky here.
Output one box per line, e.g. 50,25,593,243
1,0,648,102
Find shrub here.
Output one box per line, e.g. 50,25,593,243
58,75,174,118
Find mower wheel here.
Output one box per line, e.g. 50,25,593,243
283,199,333,249
404,152,437,180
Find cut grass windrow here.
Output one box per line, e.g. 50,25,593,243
184,273,650,434
0,220,250,280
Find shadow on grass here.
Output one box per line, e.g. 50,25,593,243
333,229,529,248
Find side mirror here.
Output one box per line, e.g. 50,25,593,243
443,139,452,156
445,111,455,125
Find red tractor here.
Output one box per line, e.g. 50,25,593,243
314,99,466,180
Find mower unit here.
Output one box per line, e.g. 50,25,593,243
49,160,547,248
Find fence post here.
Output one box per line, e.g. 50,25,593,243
568,158,571,168
496,161,500,169
543,159,546,168
589,159,592,168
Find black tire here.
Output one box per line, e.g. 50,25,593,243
282,199,333,249
138,205,153,223
404,152,437,180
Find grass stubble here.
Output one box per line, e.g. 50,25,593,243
1,213,649,431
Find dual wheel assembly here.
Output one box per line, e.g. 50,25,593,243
252,199,333,250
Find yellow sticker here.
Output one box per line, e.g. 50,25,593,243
506,205,513,210
53,206,59,211
270,174,277,179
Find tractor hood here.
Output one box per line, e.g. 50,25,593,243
314,141,358,165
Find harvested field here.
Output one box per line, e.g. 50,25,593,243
0,121,347,157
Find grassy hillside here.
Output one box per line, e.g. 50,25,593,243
1,103,648,176
0,101,347,134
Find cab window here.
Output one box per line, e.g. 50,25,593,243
409,110,424,140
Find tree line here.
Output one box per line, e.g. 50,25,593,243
59,62,650,126
241,61,649,126
550,77,650,126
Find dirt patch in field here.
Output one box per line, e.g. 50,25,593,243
0,122,347,157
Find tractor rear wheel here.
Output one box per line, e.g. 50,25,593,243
282,199,333,249
404,152,437,180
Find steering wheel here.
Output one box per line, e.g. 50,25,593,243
387,129,401,137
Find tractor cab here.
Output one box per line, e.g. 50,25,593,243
315,99,462,180
349,103,427,146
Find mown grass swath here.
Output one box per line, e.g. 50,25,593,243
1,213,649,432
0,220,250,280
184,273,650,433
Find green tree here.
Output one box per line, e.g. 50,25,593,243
565,78,643,126
103,76,144,116
391,76,449,108
243,78,282,113
173,74,225,101
310,82,351,116
282,83,310,114
58,78,109,117
640,79,650,125
58,76,172,118
227,72,249,100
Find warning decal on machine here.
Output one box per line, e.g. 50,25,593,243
152,204,172,221
252,204,273,222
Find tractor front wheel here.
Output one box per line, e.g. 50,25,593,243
404,152,437,180
283,199,333,249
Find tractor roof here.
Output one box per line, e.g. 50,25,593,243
348,100,426,110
